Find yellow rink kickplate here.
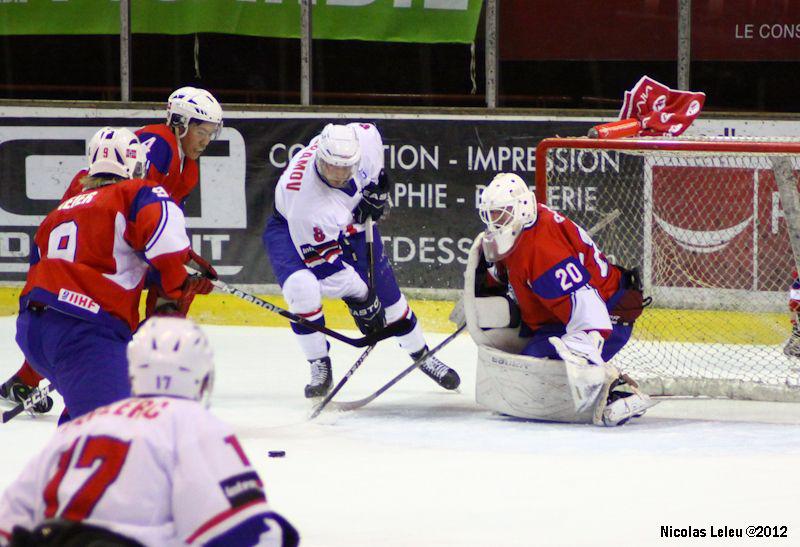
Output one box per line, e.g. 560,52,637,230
0,287,789,343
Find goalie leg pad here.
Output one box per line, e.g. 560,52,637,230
476,345,617,424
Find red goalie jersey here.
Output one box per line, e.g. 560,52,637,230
22,179,190,333
494,204,622,336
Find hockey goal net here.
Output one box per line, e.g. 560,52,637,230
535,137,800,402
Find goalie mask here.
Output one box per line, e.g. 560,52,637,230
167,86,223,140
128,317,215,406
87,127,145,180
478,173,537,261
315,124,361,188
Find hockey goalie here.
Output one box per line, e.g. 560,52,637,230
463,173,659,426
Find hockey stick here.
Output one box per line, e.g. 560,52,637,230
2,383,53,424
208,277,411,348
329,323,466,412
310,345,374,419
310,218,378,419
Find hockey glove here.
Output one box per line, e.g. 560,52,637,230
353,169,391,224
186,248,218,281
175,274,215,315
343,289,386,335
149,274,214,318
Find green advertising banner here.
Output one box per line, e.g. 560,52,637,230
0,0,483,43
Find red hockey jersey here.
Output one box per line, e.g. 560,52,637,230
496,204,622,336
61,169,88,202
22,179,190,332
136,124,199,206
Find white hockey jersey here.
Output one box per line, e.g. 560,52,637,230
273,123,383,284
0,397,291,546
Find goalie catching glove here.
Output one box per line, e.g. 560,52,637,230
353,169,390,224
344,289,385,335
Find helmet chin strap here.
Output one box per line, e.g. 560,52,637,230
173,125,187,164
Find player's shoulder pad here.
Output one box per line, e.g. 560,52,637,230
350,122,383,148
530,256,590,299
128,181,172,220
136,128,174,175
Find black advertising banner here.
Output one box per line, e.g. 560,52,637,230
0,109,599,290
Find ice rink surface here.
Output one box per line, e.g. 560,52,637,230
2,317,800,546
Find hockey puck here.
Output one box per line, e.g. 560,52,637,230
268,450,286,458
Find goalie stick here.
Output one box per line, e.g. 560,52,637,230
329,323,466,413
207,277,412,348
2,383,53,424
772,157,800,276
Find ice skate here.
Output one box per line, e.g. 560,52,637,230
305,357,332,398
0,376,53,414
412,348,460,390
602,383,658,426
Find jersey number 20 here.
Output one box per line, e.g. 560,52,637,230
555,262,584,290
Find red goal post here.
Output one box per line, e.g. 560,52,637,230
535,136,800,402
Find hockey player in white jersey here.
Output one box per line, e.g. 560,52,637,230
0,317,299,547
263,123,460,397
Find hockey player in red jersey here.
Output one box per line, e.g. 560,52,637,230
13,127,211,424
464,173,657,426
784,269,800,357
136,86,222,316
1,87,222,415
0,317,299,546
0,166,92,415
136,86,223,207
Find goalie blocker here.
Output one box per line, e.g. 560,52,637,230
463,235,657,426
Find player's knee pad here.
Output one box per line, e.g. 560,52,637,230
384,294,410,324
283,270,322,316
319,265,368,301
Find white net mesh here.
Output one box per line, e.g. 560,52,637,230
538,137,800,401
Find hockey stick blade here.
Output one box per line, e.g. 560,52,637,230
309,345,375,419
210,279,411,347
330,324,466,412
2,383,53,424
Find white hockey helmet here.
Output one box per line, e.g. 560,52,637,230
166,86,223,139
315,124,361,188
128,317,215,406
478,173,537,261
86,127,145,179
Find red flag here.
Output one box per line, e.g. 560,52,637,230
619,76,705,136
